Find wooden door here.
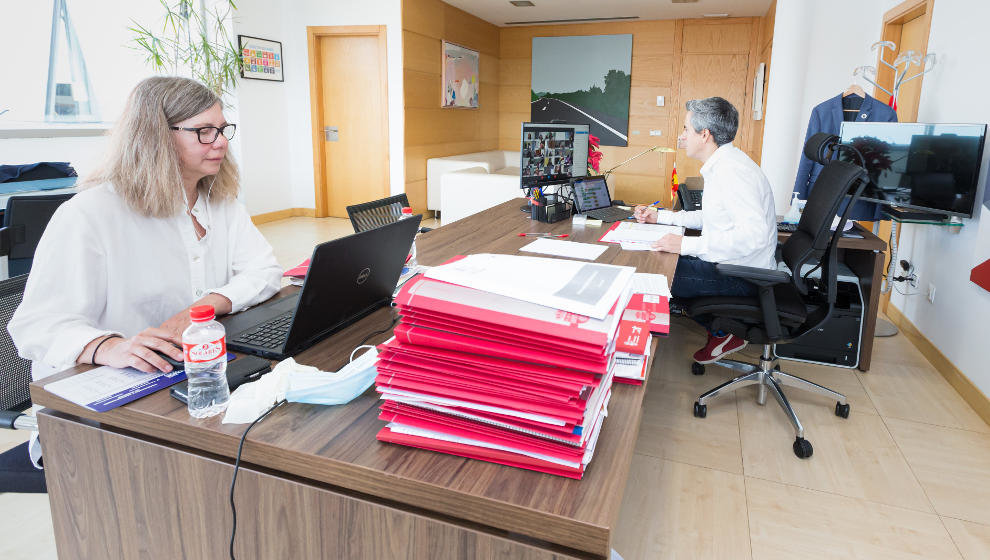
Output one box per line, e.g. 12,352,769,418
309,27,389,218
891,14,928,123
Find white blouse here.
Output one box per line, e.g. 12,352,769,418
8,183,282,380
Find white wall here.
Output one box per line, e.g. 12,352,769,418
761,0,899,212
234,0,404,215
888,1,990,396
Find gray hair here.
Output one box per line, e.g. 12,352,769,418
685,97,738,146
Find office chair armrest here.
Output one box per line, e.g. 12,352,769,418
716,263,790,286
1,410,36,431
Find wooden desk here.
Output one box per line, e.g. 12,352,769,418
778,222,887,371
31,199,677,560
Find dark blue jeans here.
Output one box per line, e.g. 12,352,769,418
671,256,757,334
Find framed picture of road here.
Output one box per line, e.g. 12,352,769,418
531,34,632,147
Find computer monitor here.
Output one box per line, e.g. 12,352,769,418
520,122,590,190
837,122,987,218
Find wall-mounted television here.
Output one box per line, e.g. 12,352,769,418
520,122,590,190
837,122,987,218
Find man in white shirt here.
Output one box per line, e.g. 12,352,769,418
634,97,777,364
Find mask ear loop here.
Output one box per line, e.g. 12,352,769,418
350,345,376,362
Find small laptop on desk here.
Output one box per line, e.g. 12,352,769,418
225,214,421,359
570,175,633,222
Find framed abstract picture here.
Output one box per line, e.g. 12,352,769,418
238,35,283,82
442,41,479,109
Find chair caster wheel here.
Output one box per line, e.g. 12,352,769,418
793,437,813,459
692,362,705,376
835,402,850,418
693,402,707,418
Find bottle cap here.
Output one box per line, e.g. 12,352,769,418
401,206,413,214
189,305,215,322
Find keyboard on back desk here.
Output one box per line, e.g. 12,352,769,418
586,206,633,222
232,311,293,348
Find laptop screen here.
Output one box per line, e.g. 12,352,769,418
572,176,611,212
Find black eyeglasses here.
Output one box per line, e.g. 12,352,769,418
169,123,237,144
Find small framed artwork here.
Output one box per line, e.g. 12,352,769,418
441,41,479,109
238,35,283,82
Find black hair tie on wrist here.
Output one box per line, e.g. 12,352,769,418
91,334,123,365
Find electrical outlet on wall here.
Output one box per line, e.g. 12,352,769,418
927,282,936,304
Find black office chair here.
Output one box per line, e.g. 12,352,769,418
346,193,432,234
687,133,868,459
0,193,75,276
0,274,46,493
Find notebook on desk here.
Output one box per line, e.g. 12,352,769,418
225,215,421,359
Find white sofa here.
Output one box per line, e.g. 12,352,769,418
426,151,521,225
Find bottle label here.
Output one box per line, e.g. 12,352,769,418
184,337,226,363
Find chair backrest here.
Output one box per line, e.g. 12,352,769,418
780,157,867,335
1,193,75,276
346,193,411,233
0,274,32,412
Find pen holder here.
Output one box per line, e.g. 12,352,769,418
530,194,572,224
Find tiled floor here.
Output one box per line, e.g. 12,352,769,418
3,215,989,560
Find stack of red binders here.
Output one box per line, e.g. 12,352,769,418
375,266,635,479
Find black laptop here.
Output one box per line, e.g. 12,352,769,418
224,214,421,359
570,175,633,222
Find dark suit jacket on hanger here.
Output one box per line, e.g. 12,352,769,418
793,93,898,220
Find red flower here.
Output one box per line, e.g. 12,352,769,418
588,150,603,172
589,134,601,149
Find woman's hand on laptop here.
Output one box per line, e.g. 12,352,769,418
633,205,658,224
159,293,233,342
93,328,186,373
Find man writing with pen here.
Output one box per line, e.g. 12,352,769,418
633,97,777,364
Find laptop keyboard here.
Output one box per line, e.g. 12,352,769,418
231,311,293,349
586,206,633,222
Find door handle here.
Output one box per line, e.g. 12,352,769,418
324,126,339,142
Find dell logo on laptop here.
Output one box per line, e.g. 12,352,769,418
356,267,371,284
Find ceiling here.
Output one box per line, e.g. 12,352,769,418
441,0,774,27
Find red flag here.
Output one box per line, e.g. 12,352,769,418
670,162,679,199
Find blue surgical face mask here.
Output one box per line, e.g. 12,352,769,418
285,346,378,405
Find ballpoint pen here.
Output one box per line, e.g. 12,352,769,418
517,233,569,238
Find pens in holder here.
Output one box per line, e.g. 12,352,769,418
518,233,569,238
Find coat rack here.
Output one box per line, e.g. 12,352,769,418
853,40,936,108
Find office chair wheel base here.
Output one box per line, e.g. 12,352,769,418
835,402,850,418
793,437,813,459
692,362,705,376
693,402,707,418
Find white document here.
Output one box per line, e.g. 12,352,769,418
600,222,685,244
44,365,185,412
631,273,672,297
620,241,652,251
520,238,608,261
424,253,635,320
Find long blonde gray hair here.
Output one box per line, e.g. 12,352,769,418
81,76,239,217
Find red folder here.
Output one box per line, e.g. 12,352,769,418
377,427,585,478
283,258,309,278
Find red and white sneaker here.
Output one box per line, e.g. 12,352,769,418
693,333,746,364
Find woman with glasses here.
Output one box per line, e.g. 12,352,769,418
10,76,282,384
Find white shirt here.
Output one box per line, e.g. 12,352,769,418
8,183,282,380
655,143,777,269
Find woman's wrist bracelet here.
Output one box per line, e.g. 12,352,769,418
91,334,123,365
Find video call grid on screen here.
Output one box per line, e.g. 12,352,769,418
572,177,611,212
520,123,590,188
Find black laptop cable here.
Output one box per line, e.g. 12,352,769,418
358,315,400,347
229,398,286,560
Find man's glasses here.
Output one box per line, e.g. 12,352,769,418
169,123,237,144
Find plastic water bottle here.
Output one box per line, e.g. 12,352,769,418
401,206,418,268
182,304,230,418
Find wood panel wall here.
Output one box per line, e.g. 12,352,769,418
497,17,769,206
403,0,500,212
